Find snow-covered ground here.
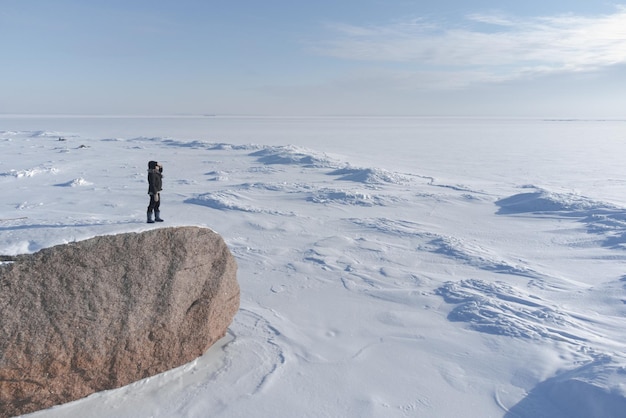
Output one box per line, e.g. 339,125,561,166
2,116,626,417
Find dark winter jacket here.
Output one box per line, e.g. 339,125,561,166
147,169,163,195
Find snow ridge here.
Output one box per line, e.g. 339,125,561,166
437,279,588,342
497,187,626,248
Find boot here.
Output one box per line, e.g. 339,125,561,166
155,210,164,222
147,211,155,224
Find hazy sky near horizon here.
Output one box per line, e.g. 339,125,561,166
2,0,626,117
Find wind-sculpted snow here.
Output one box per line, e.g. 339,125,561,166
1,166,58,178
496,189,612,214
226,310,286,404
249,145,339,168
185,191,294,215
349,217,436,239
497,188,626,248
55,177,93,187
161,139,263,152
0,130,68,139
328,166,412,185
428,236,541,278
505,358,626,418
437,279,588,342
249,146,413,185
4,122,626,418
308,188,400,206
438,276,626,417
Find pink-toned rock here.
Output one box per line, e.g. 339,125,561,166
0,226,239,417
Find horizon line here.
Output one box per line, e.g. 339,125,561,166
2,113,626,121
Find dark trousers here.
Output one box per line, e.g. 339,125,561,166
147,193,161,212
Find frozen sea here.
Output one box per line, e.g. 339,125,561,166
2,115,626,417
4,115,626,200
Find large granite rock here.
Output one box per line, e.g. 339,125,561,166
0,226,239,417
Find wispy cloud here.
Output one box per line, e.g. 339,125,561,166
314,7,626,88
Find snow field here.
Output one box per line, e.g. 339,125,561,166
2,117,626,417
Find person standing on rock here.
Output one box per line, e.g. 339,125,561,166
147,160,164,223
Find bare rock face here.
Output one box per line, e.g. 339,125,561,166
0,226,239,417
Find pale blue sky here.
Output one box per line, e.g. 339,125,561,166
1,1,625,117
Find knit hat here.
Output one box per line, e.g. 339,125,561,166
148,161,158,169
